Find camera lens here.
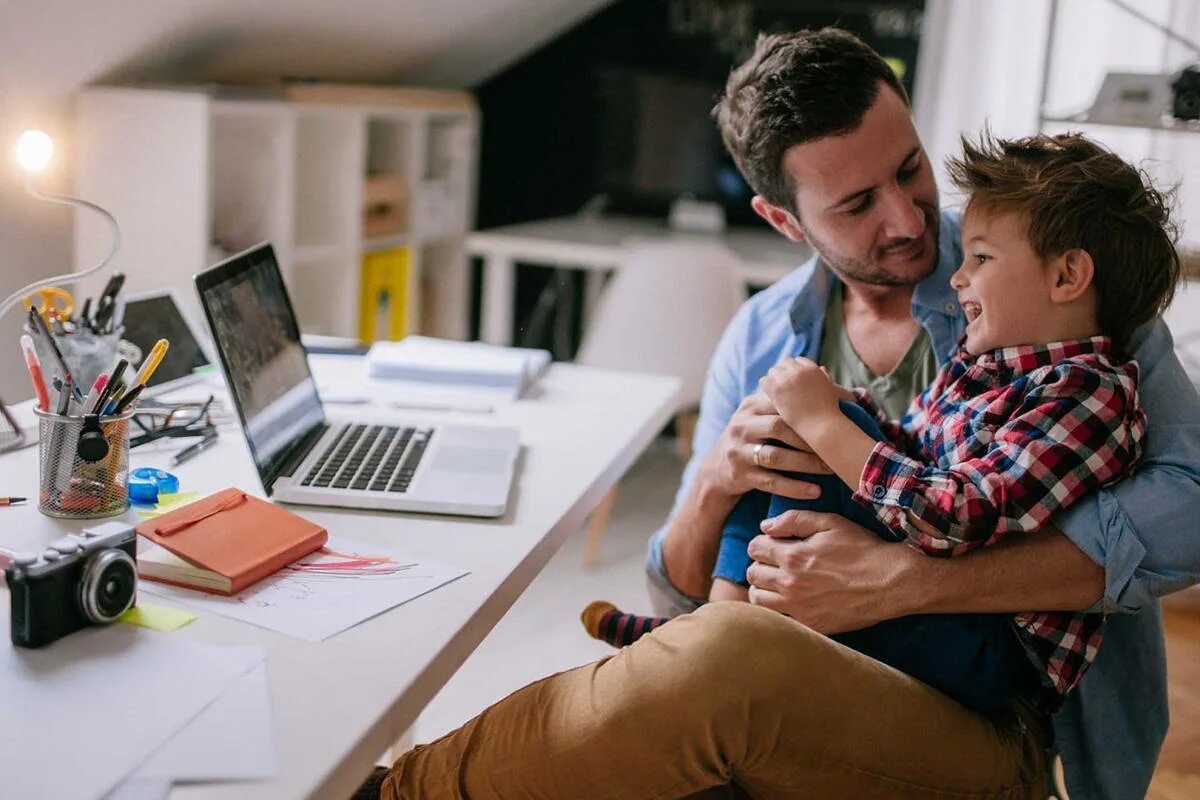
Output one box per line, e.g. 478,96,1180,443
79,549,137,624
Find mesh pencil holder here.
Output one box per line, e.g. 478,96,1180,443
35,408,132,519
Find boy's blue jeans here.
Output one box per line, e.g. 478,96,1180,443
714,401,1039,713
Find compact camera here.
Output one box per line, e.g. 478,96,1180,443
1171,64,1200,121
7,521,138,648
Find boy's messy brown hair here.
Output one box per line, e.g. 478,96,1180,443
945,131,1180,350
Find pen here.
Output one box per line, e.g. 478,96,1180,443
103,380,126,414
111,384,144,414
20,334,50,411
93,273,126,333
56,377,73,415
170,430,218,467
90,359,127,415
131,338,169,387
29,307,83,402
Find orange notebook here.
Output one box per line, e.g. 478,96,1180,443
134,487,328,596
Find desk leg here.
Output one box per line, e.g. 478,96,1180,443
481,253,515,346
583,270,607,322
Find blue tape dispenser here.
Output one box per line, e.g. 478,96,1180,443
129,467,181,506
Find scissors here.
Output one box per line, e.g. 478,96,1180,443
22,286,74,325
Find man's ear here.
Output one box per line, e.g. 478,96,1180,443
751,195,807,243
1048,248,1095,304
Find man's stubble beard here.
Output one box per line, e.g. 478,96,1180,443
803,206,941,288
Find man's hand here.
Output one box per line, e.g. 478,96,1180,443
699,391,831,503
745,510,918,634
759,356,848,434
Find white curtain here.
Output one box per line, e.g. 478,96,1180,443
914,0,1200,376
914,0,1200,250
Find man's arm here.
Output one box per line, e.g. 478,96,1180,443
651,305,830,601
743,511,1103,634
1054,321,1200,613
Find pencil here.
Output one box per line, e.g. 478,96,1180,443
0,497,27,506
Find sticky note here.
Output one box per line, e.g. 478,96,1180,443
120,603,198,632
136,491,205,518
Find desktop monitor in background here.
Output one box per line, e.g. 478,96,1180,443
119,289,214,395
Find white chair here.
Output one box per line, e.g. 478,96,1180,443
575,240,748,566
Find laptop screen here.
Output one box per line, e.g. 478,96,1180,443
195,244,325,486
120,292,211,392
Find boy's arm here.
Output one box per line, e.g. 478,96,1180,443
804,362,1141,557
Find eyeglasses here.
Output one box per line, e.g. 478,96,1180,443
129,396,219,449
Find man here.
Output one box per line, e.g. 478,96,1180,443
381,29,1200,799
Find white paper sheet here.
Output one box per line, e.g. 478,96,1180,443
140,536,468,642
103,777,171,800
0,625,263,800
134,662,275,781
309,353,521,408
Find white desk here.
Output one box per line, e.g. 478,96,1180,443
0,362,679,799
467,215,810,346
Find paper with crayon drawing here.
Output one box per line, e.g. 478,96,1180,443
139,536,468,641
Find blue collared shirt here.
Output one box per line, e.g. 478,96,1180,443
646,209,1200,799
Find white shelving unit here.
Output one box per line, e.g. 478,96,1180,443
1035,0,1200,257
73,84,478,341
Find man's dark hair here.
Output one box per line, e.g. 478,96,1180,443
713,28,909,214
946,131,1181,350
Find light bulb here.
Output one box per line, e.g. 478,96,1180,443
16,130,54,173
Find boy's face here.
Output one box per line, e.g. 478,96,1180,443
952,206,1056,354
751,84,940,287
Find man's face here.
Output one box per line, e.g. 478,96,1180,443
752,84,940,287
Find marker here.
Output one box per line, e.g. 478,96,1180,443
20,335,50,411
83,374,109,415
132,339,169,387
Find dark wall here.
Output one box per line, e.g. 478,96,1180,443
473,0,925,230
468,0,925,349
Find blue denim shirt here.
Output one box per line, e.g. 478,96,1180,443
646,209,1200,800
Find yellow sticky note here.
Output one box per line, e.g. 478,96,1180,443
136,491,205,518
120,603,198,632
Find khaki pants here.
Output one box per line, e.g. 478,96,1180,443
382,602,1047,799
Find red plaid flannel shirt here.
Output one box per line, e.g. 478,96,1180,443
853,336,1145,706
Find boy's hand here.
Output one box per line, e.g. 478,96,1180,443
759,356,844,431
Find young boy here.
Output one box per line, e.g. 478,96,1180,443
584,131,1181,713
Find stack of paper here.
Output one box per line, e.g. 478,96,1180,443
0,624,266,800
367,336,550,398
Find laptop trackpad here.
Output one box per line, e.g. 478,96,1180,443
432,446,511,475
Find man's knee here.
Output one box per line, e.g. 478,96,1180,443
676,602,826,684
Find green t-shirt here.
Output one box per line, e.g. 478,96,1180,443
818,281,938,421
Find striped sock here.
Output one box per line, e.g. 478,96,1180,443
580,601,670,648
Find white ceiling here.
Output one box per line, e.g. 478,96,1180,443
1,0,612,121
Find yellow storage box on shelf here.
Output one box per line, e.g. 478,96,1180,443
359,247,411,343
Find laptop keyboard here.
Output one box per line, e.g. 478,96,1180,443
299,424,433,493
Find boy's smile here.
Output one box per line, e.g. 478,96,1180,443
952,207,1061,355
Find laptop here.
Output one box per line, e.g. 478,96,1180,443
119,288,215,395
194,243,520,517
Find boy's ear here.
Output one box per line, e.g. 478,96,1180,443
751,195,807,243
1048,248,1095,304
